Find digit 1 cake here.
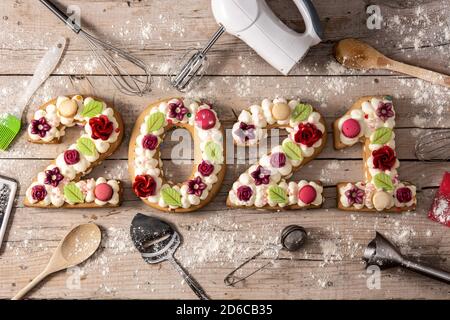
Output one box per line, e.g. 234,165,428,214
333,96,416,212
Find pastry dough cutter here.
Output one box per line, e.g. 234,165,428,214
169,0,323,91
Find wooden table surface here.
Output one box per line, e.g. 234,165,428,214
0,0,449,300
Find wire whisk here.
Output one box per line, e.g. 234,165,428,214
40,0,151,96
415,129,450,161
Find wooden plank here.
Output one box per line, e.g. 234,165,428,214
0,127,440,161
0,189,448,300
1,159,446,199
0,75,448,131
0,0,449,76
1,0,449,301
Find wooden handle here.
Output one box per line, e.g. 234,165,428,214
385,59,450,88
12,270,49,300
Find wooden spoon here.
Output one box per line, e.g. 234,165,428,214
334,38,450,88
12,223,101,300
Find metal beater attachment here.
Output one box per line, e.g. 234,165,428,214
415,129,450,161
224,225,307,286
40,0,152,96
168,26,225,92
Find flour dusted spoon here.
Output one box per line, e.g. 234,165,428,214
12,223,101,300
334,38,450,88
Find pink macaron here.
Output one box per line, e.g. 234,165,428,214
341,118,361,138
195,109,216,130
94,183,113,202
298,185,317,204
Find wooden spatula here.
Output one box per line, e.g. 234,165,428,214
12,223,101,300
334,38,450,88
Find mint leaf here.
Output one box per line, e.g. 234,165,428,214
161,187,182,207
64,182,85,203
77,137,96,156
371,127,393,145
81,99,103,118
147,112,165,132
373,173,394,191
282,140,303,161
205,141,222,164
291,103,312,122
268,186,288,204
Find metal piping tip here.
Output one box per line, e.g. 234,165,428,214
363,232,404,269
363,241,376,263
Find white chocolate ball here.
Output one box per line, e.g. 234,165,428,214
373,191,392,211
271,103,290,121
58,99,78,118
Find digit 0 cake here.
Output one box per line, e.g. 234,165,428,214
128,98,226,212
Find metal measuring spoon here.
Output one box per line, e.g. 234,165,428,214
130,213,210,300
224,225,307,286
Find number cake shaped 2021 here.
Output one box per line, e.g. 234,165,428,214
333,96,416,212
24,95,124,208
227,98,326,209
128,98,226,212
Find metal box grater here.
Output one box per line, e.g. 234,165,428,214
0,175,17,247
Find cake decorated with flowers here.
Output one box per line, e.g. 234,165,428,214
128,98,226,212
227,97,327,210
333,96,416,212
24,95,124,208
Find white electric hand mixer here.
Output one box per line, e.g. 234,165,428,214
169,0,323,91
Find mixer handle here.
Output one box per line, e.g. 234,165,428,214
39,0,82,33
293,0,323,39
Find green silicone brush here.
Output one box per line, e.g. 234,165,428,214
0,37,66,151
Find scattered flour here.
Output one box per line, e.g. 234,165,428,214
325,60,348,75
431,198,450,225
320,240,342,264
1,0,449,298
